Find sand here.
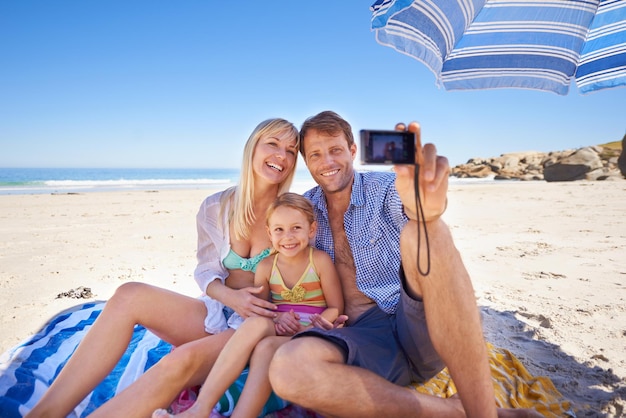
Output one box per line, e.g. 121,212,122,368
0,180,624,415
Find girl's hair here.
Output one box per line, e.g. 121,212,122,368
266,192,315,226
222,118,299,240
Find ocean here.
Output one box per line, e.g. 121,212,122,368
0,168,318,195
0,167,495,195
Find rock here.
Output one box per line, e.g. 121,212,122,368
502,155,520,170
544,147,603,182
586,167,613,181
56,286,94,299
451,142,624,182
451,163,493,178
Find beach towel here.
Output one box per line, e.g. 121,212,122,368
0,302,575,417
413,343,576,417
0,302,286,418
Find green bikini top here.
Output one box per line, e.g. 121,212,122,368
222,248,271,273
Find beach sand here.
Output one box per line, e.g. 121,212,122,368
0,180,624,415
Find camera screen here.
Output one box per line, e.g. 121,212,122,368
359,130,415,165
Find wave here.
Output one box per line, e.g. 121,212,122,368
43,178,233,188
0,177,237,195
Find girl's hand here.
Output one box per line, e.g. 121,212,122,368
229,286,277,319
309,314,349,330
274,310,303,336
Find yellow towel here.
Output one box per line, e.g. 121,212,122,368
410,343,574,417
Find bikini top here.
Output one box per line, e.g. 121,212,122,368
269,247,326,307
222,247,271,273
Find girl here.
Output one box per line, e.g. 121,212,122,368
154,192,343,418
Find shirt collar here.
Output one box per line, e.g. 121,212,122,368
309,170,365,211
350,171,365,208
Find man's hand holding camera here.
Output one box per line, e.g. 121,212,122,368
392,122,450,223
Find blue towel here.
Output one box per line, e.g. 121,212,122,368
0,301,287,417
0,301,172,417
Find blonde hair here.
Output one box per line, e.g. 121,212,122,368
223,118,299,240
265,192,315,226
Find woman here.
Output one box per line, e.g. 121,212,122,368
25,118,299,418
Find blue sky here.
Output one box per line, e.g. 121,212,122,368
1,1,624,169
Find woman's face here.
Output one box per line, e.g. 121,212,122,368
252,130,298,186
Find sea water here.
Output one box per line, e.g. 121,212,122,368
0,167,496,195
0,168,318,195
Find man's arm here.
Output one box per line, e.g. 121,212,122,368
393,121,498,417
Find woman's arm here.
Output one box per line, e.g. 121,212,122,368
194,192,275,319
211,259,276,319
194,192,230,295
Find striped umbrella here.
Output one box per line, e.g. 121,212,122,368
371,0,626,95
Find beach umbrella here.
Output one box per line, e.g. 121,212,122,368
370,0,626,95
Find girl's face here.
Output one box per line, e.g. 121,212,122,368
252,130,298,186
267,206,316,257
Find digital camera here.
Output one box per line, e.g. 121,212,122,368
359,129,416,165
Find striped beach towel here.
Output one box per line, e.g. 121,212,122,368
0,301,288,417
0,302,172,417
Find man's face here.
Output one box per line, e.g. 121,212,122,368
302,129,356,195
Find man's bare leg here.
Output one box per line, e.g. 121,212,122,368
400,219,497,417
270,336,466,418
271,327,542,417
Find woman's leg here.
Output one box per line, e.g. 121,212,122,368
91,329,236,418
161,317,276,418
231,336,290,418
26,282,210,418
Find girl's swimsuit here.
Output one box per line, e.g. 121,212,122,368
269,247,326,326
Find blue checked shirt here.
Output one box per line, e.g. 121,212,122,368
303,171,408,314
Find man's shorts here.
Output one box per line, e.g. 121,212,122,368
293,268,445,385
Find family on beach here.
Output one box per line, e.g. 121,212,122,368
24,111,542,418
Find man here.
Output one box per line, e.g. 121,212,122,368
269,111,540,417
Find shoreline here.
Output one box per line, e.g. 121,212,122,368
1,181,624,414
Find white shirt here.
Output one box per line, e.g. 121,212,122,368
194,189,233,294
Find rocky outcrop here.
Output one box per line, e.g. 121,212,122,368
451,144,624,182
618,134,626,178
544,147,603,182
